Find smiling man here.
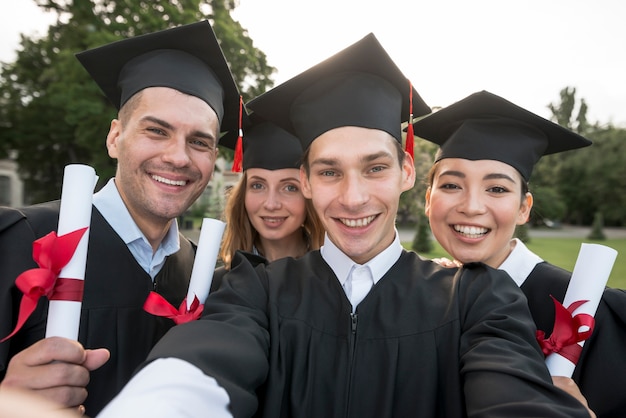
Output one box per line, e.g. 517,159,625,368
0,21,240,416
98,34,591,418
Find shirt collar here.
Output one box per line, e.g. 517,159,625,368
498,238,543,287
320,229,403,287
93,178,180,253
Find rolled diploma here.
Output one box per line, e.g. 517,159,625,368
545,243,618,376
185,218,226,308
45,164,98,340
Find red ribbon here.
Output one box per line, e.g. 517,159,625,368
1,227,88,342
536,296,595,365
143,292,204,325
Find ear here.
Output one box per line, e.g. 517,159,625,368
517,192,534,225
300,166,312,199
424,186,432,216
400,151,416,192
106,119,122,159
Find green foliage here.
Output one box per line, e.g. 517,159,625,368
588,211,606,240
531,86,626,227
397,134,437,224
548,86,589,135
411,210,433,253
0,0,275,203
528,185,566,226
514,223,530,243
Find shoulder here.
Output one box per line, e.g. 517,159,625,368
15,201,62,237
0,206,26,233
0,201,62,239
457,261,529,307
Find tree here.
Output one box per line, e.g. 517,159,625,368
587,211,606,240
412,210,433,253
0,0,275,203
532,86,626,227
547,86,589,135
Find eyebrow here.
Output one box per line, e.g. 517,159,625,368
140,115,216,142
438,170,516,183
310,150,393,168
248,174,301,183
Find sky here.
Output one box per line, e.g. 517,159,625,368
2,0,626,126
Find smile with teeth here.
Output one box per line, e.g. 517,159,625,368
152,174,187,186
453,225,489,238
339,215,376,228
262,217,286,224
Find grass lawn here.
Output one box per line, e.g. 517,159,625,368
405,237,626,289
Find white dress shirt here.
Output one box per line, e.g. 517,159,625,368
498,238,544,287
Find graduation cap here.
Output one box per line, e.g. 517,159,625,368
411,90,592,180
246,33,431,156
220,113,303,172
75,20,241,133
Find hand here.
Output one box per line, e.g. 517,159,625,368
552,376,596,418
0,337,109,410
0,386,86,417
432,257,462,268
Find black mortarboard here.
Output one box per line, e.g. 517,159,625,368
75,20,240,132
246,33,431,154
220,113,303,172
412,90,592,180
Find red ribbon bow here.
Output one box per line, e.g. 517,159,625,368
1,228,88,342
536,295,595,365
143,292,204,325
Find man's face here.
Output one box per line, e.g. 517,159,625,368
301,126,415,264
106,87,219,233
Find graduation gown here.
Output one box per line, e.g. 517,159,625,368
147,250,590,418
0,201,195,416
521,261,626,418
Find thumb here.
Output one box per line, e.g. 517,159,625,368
82,348,110,371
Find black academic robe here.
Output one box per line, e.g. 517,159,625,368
521,261,626,418
147,250,590,418
0,201,195,416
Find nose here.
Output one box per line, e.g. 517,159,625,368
161,137,192,168
457,189,486,216
263,188,282,211
338,172,369,209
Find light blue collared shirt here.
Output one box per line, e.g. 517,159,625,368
93,178,180,280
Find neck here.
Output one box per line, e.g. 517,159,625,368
257,230,309,262
135,217,172,252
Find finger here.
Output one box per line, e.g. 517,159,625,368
33,385,89,410
22,361,92,390
19,337,86,367
82,348,110,371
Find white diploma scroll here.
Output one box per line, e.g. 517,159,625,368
545,243,618,376
45,164,98,340
185,218,226,308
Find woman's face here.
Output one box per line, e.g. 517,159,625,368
425,158,532,268
245,167,307,244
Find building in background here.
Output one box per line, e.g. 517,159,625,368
0,159,23,207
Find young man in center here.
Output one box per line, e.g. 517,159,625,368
99,34,591,417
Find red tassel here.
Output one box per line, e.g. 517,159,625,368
232,135,243,172
231,95,244,172
405,80,414,159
